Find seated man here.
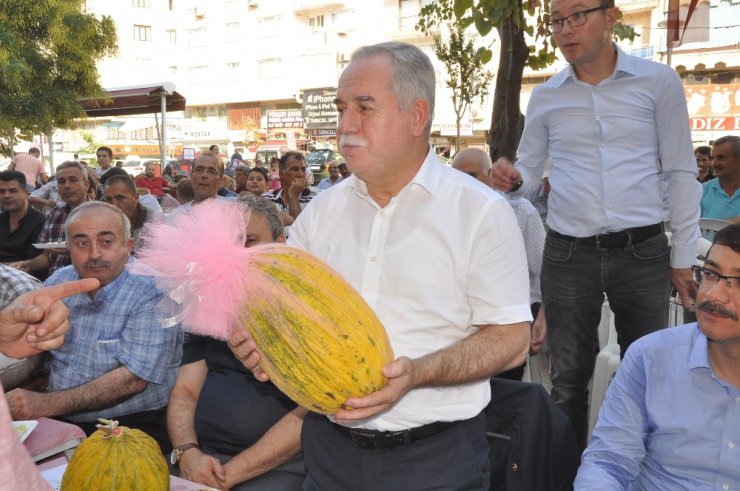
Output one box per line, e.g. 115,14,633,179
5,202,183,452
11,161,92,278
135,162,172,198
0,171,45,264
701,135,740,221
104,174,162,254
575,223,740,490
28,179,64,214
168,196,305,490
167,153,235,222
262,151,315,219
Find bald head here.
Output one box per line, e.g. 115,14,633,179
451,148,492,186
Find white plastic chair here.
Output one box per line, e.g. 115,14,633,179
699,218,730,241
588,315,619,441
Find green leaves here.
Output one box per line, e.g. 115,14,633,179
0,0,117,150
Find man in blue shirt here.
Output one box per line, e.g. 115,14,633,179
5,201,182,452
576,223,740,490
490,0,701,449
701,135,740,221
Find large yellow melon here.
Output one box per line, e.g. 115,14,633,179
60,419,168,491
240,243,394,414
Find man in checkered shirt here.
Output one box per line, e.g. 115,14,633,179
5,202,182,453
11,161,92,278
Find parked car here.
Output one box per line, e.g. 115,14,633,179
306,149,337,180
122,160,146,177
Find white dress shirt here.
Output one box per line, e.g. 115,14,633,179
289,148,532,431
513,45,701,268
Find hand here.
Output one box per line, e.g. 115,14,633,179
334,356,416,423
6,388,46,420
228,329,269,382
530,307,547,355
0,278,100,358
8,261,30,273
671,267,697,310
179,450,227,490
288,177,307,198
490,157,522,192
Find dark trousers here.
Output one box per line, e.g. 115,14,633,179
62,406,171,454
301,412,490,491
541,231,671,451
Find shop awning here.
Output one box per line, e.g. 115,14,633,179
80,83,186,117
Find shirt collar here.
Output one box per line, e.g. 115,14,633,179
343,146,442,200
555,44,634,87
687,324,711,370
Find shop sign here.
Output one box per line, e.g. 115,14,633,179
266,109,304,129
685,83,739,132
302,87,338,129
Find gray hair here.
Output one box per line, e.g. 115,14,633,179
713,135,740,158
234,165,251,175
238,195,284,241
351,42,435,133
65,201,132,243
56,160,88,181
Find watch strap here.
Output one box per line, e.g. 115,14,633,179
171,442,200,465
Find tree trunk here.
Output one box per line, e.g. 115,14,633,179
488,9,529,161
455,111,461,154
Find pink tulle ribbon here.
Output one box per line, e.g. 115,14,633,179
129,200,253,340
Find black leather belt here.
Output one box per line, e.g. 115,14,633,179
550,223,664,249
332,419,461,450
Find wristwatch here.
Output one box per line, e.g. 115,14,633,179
170,442,200,465
510,177,523,192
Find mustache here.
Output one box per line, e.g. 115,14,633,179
338,134,368,148
83,258,111,269
697,300,739,321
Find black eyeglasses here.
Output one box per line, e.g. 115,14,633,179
547,5,609,33
691,265,740,289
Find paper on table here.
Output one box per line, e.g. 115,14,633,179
40,462,67,491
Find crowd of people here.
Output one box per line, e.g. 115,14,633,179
0,0,738,488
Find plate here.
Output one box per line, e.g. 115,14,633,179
13,420,38,443
33,242,67,250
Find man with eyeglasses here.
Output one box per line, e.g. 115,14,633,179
576,224,740,489
167,152,236,222
490,0,701,450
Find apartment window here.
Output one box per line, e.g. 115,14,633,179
132,0,150,7
168,65,178,75
309,15,325,29
227,62,240,81
226,22,240,42
189,65,208,85
169,0,175,10
167,29,177,44
134,25,152,41
258,58,282,79
256,15,281,38
187,27,207,47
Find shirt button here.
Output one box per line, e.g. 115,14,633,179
370,256,377,262
729,441,735,449
379,211,386,218
722,484,729,490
